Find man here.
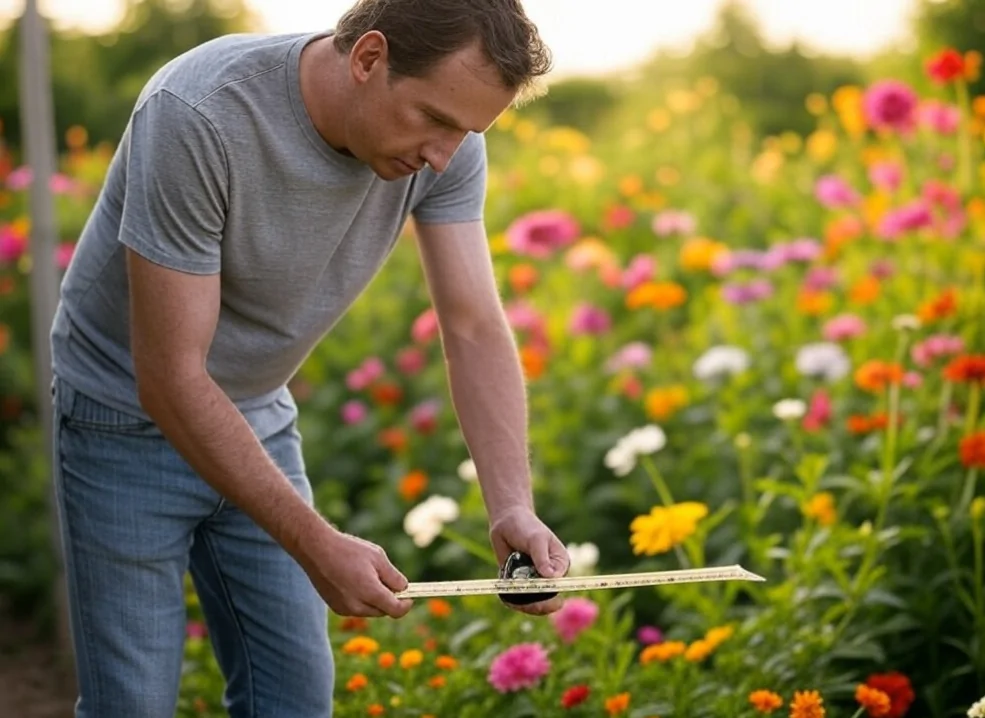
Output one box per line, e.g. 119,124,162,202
49,1,570,716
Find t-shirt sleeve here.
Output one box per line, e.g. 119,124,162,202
411,131,487,225
117,89,228,274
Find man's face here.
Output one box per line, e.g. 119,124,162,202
345,34,517,180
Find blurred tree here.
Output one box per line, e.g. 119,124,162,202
0,0,258,155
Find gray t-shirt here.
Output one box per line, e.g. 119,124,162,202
51,31,487,439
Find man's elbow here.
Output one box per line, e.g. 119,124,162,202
133,357,208,420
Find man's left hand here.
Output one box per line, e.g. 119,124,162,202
488,506,569,616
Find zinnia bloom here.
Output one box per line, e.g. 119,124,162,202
856,684,892,717
487,643,551,693
748,689,783,713
864,672,915,718
550,597,599,643
640,640,686,663
626,281,687,310
789,689,825,718
506,209,580,258
815,174,860,208
398,470,428,502
560,684,590,709
604,692,631,716
803,492,837,526
341,636,379,656
644,385,689,420
863,80,919,133
854,360,904,393
960,432,985,469
569,303,612,335
822,314,867,342
926,48,966,84
944,355,985,384
630,502,708,555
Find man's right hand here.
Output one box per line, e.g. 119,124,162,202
299,521,414,619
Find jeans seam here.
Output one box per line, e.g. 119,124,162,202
200,529,257,718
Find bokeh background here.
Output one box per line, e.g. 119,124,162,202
1,1,985,716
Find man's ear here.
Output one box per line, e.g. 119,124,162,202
349,30,389,84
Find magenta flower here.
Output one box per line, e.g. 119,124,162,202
411,307,439,344
919,100,961,135
346,357,385,391
877,200,933,240
505,300,546,333
802,389,832,433
488,643,551,693
863,79,919,133
506,209,580,259
550,598,599,643
395,346,426,376
869,259,896,279
605,342,652,373
185,621,207,639
822,314,868,342
55,242,75,270
0,226,26,264
5,166,32,191
778,238,823,263
815,175,860,209
804,266,839,292
340,400,368,425
569,303,611,336
409,399,440,434
621,254,656,290
721,278,774,305
651,209,696,237
912,334,965,367
637,625,663,645
869,161,903,193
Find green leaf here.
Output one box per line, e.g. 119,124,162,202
450,619,492,652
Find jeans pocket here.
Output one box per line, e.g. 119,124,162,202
58,380,158,436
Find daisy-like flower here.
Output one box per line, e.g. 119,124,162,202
795,342,851,382
693,345,750,381
630,502,708,555
457,458,478,482
968,695,985,717
566,542,599,576
748,689,783,713
604,425,667,476
789,689,825,718
773,399,807,421
403,496,460,547
855,684,892,717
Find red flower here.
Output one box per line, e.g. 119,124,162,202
960,432,985,469
561,684,591,709
926,48,966,84
865,672,915,718
943,355,985,384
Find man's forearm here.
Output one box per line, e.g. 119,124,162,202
137,372,330,564
441,314,535,518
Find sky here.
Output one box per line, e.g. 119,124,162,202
0,0,919,78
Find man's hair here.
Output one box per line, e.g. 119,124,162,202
333,0,552,104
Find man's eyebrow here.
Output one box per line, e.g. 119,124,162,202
422,104,470,132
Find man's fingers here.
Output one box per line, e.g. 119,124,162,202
528,533,557,578
376,557,409,593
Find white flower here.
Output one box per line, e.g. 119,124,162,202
604,424,667,476
566,542,599,576
773,398,807,421
968,696,985,718
693,345,750,381
795,342,851,382
457,458,478,482
403,495,460,547
892,314,921,332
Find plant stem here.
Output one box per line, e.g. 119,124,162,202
440,526,498,566
641,455,676,506
965,383,981,438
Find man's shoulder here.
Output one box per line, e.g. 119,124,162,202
136,32,314,110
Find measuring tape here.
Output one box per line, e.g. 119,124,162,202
395,564,765,600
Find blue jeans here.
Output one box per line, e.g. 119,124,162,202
52,377,335,717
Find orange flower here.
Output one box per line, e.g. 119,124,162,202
943,355,985,384
684,639,714,662
797,289,834,316
704,625,734,647
378,427,408,453
604,692,631,716
428,675,446,689
849,276,881,305
640,640,686,663
435,655,458,670
399,649,423,669
917,288,958,323
398,470,428,502
346,674,369,691
626,281,687,310
427,599,453,618
803,492,837,526
520,344,547,380
367,705,385,716
644,385,689,420
854,360,904,393
377,652,395,669
342,636,379,656
508,263,539,293
423,637,438,651
960,432,985,469
789,690,825,718
823,215,864,260
847,413,890,434
748,689,784,713
855,684,891,717
680,237,729,272
340,617,369,633
371,381,403,406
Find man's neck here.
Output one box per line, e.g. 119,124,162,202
299,37,353,155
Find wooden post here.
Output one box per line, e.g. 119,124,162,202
17,0,76,690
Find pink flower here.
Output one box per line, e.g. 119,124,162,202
55,242,75,270
869,161,903,193
605,342,652,373
185,621,207,639
903,371,923,388
340,400,368,425
487,643,551,693
637,625,663,645
863,80,919,133
409,399,440,434
919,99,961,135
721,278,773,305
621,254,656,290
802,389,832,433
346,357,385,391
822,314,867,341
411,307,439,344
911,334,965,367
815,175,860,209
505,301,545,333
569,303,611,336
804,266,839,292
869,259,895,279
395,346,427,376
5,166,32,191
550,598,599,643
651,209,696,237
506,209,580,258
877,200,933,240
0,227,26,263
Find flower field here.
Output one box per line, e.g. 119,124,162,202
3,47,985,717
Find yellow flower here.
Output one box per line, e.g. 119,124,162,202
796,289,834,316
640,640,686,663
647,108,672,133
680,237,729,272
803,493,837,526
541,126,591,154
806,130,837,163
684,639,714,662
644,385,689,421
399,650,423,669
805,93,828,115
630,502,709,555
619,174,644,197
704,625,734,647
342,636,379,656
